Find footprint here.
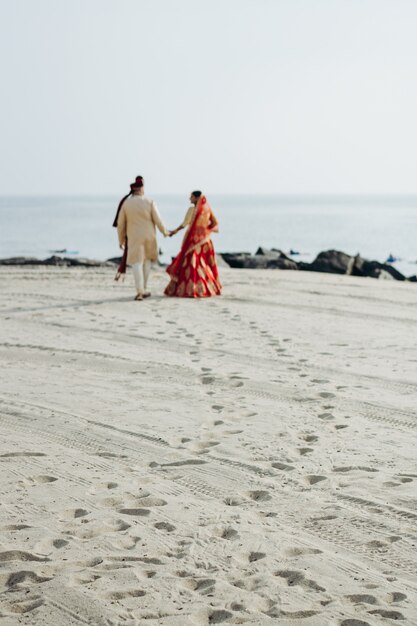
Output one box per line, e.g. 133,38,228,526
162,459,206,467
248,490,272,502
333,466,378,473
208,609,233,623
7,571,52,587
341,621,371,626
272,462,295,471
154,522,176,532
185,578,216,594
31,475,58,484
224,496,244,506
386,592,407,603
319,392,336,398
345,594,377,605
0,551,49,563
318,412,334,420
285,547,322,557
220,527,239,540
275,570,325,592
368,610,405,620
2,594,45,614
118,508,150,516
305,475,327,485
60,508,89,520
96,452,128,459
304,435,319,443
1,452,46,457
137,497,167,507
106,589,146,600
248,551,266,562
311,514,337,522
298,448,314,456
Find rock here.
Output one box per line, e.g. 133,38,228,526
266,257,298,270
255,247,282,257
359,261,406,281
215,255,230,269
65,258,113,268
0,256,113,268
304,250,355,275
221,249,298,270
42,256,71,266
219,253,252,268
0,257,44,266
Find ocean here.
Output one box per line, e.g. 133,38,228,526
0,194,416,277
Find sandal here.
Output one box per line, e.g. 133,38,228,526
134,293,144,301
143,292,151,298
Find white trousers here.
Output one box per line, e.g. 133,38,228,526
132,261,151,294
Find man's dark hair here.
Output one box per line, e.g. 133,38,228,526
191,190,202,198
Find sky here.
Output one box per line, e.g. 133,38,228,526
1,0,417,195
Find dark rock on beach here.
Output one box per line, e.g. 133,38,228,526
0,257,45,266
220,248,298,270
354,259,406,281
299,249,355,275
220,248,412,281
0,256,113,268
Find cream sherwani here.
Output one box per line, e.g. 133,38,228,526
117,195,168,264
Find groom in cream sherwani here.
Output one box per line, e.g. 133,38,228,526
116,176,168,300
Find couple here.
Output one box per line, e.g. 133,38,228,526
113,176,222,300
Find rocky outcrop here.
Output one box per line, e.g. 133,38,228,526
353,258,406,281
299,250,355,275
220,249,298,270
220,248,411,281
0,256,113,268
0,250,413,282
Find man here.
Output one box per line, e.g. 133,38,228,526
114,176,168,301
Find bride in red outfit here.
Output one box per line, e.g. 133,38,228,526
165,191,222,298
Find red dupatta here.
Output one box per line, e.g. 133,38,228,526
166,195,215,280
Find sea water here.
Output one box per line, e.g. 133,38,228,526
0,194,416,277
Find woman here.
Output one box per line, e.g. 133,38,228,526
113,176,168,300
165,191,222,298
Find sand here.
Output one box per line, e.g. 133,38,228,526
0,265,416,626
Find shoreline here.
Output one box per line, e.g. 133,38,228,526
1,248,416,282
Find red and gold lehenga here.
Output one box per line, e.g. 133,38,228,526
165,196,222,298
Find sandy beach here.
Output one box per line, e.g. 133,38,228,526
0,265,416,626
